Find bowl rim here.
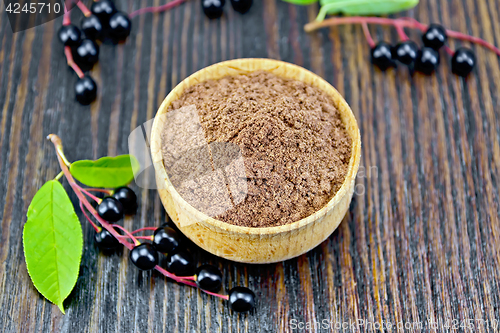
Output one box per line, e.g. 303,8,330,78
150,58,361,236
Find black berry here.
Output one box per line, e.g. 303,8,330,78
97,196,124,222
166,251,195,276
195,265,222,291
153,226,180,253
230,0,252,13
75,75,97,105
129,243,159,270
415,47,440,75
393,41,419,65
202,0,225,19
81,15,104,40
113,187,137,214
74,39,100,66
94,229,120,250
422,24,447,50
91,0,117,20
451,47,476,77
371,42,396,70
228,287,255,312
109,12,132,41
58,24,82,46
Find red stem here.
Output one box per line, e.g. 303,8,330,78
129,0,187,18
76,1,92,17
48,134,231,302
361,23,375,48
131,227,158,234
304,16,500,56
117,235,153,240
82,188,113,195
79,201,100,232
112,224,141,246
63,0,71,26
64,46,85,78
395,24,409,41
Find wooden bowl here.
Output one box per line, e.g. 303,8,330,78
150,58,361,263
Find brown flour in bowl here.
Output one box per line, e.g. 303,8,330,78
162,71,351,228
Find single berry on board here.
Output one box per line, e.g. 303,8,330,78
91,0,117,20
371,42,396,70
97,196,124,222
230,0,252,13
113,187,137,214
74,39,100,66
451,47,476,77
58,24,82,46
202,0,225,19
195,265,222,291
81,15,104,40
109,12,132,41
422,24,447,50
166,251,195,276
129,243,159,270
228,287,255,312
75,75,97,105
153,226,180,253
94,229,119,250
415,47,440,75
393,41,419,65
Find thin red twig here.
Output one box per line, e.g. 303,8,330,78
131,227,158,234
116,235,153,240
361,23,375,48
77,185,102,203
129,0,186,18
76,0,92,17
64,46,85,78
112,224,141,245
83,188,113,195
63,0,71,25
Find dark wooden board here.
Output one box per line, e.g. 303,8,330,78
1,0,500,332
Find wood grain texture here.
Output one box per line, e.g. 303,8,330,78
0,0,499,332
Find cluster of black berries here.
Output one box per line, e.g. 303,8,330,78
94,186,255,313
202,0,252,19
371,24,476,77
58,0,132,105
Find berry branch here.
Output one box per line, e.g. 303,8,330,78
46,134,254,311
129,0,187,18
304,16,500,56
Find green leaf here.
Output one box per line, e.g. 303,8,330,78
281,0,318,5
316,0,419,21
23,180,83,313
69,155,139,188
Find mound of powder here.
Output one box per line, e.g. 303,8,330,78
163,71,351,227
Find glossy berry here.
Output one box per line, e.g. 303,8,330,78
113,187,137,214
58,24,82,46
97,196,124,222
371,42,396,70
228,287,255,312
393,41,419,65
415,47,440,75
195,265,222,291
75,75,97,105
422,24,447,50
109,12,132,41
81,15,104,40
230,0,252,13
74,39,100,66
129,243,159,270
451,47,476,77
94,229,119,250
91,0,117,20
202,0,225,19
166,251,195,276
153,227,180,253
